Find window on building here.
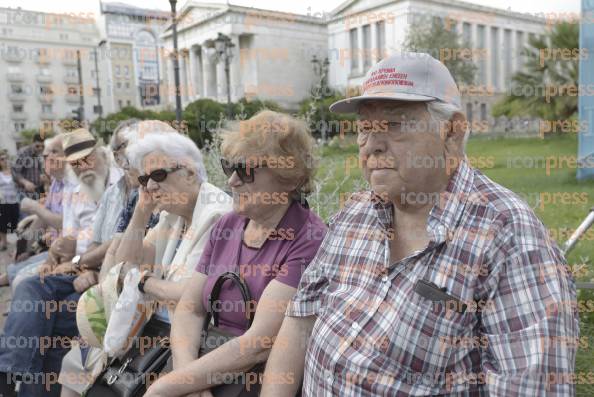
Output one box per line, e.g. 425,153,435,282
7,66,21,74
13,104,24,113
462,22,471,45
504,29,512,85
93,88,99,97
376,21,386,60
39,85,53,95
42,104,52,113
349,28,359,72
362,25,371,68
477,25,486,84
40,67,51,76
65,68,77,78
127,100,131,106
125,82,130,89
116,82,122,89
466,103,473,125
118,100,123,109
491,27,499,89
14,122,25,132
11,84,23,94
115,66,121,76
124,66,129,76
480,103,487,121
516,31,524,70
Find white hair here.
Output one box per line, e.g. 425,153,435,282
126,133,208,183
426,101,470,148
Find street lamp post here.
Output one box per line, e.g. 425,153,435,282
93,40,106,118
211,33,235,119
169,0,182,125
311,55,330,142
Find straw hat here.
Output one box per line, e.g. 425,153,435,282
63,128,97,162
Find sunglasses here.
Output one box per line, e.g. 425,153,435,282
220,158,265,184
138,166,183,186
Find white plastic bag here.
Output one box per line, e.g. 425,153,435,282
103,268,148,357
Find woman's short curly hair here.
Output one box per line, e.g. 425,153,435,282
221,110,316,197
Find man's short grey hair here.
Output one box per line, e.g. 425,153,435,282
126,133,208,183
425,101,470,148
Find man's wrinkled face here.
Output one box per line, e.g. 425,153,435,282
357,101,447,206
43,140,65,178
69,149,107,185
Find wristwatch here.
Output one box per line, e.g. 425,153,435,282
71,255,82,271
138,272,153,294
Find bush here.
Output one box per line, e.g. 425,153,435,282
299,94,356,140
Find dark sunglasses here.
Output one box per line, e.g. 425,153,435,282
220,158,265,184
138,166,183,186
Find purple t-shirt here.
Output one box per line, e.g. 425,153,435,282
196,200,327,336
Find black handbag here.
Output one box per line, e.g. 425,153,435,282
200,271,263,397
86,318,172,397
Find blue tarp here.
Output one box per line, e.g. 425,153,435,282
577,0,594,180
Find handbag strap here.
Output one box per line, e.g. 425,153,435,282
204,272,254,332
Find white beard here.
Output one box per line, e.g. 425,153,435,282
67,166,108,202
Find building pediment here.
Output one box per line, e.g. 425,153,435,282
331,0,392,17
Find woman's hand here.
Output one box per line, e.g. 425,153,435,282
136,186,159,216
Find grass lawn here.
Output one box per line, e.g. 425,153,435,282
314,132,594,395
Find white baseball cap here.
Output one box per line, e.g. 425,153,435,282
330,52,461,113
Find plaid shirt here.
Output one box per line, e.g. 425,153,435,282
287,159,578,396
11,144,44,195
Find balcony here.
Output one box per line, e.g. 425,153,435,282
62,58,77,66
8,92,26,102
34,56,50,65
7,73,24,82
40,112,56,120
3,52,24,63
10,112,27,120
37,74,53,84
63,75,79,84
65,94,80,103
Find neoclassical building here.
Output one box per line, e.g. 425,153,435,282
327,0,547,129
160,1,328,109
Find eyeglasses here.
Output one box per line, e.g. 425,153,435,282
138,166,183,186
220,158,265,184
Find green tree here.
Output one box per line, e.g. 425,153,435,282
299,94,356,139
493,21,579,121
403,18,477,85
182,99,227,147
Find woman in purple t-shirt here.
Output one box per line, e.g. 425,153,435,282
145,111,327,397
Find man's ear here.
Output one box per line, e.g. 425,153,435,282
443,112,467,158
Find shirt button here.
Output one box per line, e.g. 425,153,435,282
352,321,360,330
382,275,388,283
325,370,333,382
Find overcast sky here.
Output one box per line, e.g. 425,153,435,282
0,0,581,17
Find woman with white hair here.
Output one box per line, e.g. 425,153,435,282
114,128,228,305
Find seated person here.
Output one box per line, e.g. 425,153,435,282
2,134,69,287
144,111,327,397
262,53,579,396
60,128,233,397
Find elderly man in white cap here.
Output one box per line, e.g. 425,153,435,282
262,52,578,396
0,128,123,397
